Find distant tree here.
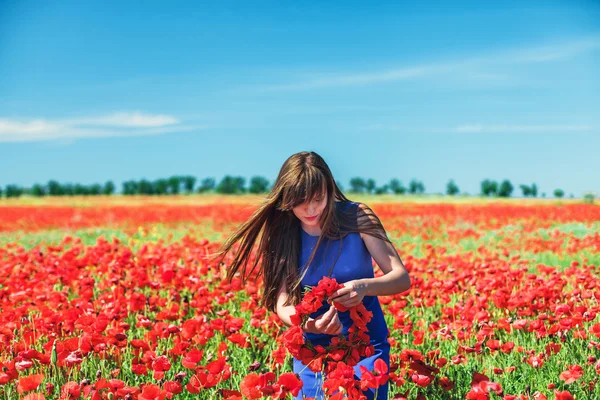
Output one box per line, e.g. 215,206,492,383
409,179,425,194
0,186,2,198
554,189,564,198
89,184,102,195
519,183,538,197
74,183,91,196
249,176,270,194
216,175,246,194
446,179,459,196
63,183,75,196
103,181,115,195
197,177,216,193
5,185,24,198
389,179,407,194
480,179,498,196
47,180,63,196
31,183,46,197
153,179,169,195
374,184,389,195
349,177,366,193
122,180,138,195
183,176,196,193
167,176,182,194
366,179,376,194
137,179,153,195
498,180,513,197
542,192,546,198
583,192,595,204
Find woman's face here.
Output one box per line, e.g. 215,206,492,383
292,189,328,227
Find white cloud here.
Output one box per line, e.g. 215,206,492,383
454,124,593,133
253,36,600,92
0,119,61,134
508,37,600,63
0,111,201,142
70,111,179,128
257,65,443,92
359,123,594,134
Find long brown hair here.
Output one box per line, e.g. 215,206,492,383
208,151,392,313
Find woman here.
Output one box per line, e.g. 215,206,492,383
211,151,411,399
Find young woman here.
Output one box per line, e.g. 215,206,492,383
211,151,411,399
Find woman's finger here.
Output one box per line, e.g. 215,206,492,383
325,312,342,335
315,306,335,330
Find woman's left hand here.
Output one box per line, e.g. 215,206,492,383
327,280,367,308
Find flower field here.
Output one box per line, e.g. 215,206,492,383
1,196,599,399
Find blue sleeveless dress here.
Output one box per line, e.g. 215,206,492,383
292,201,391,400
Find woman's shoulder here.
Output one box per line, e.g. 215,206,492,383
335,200,359,210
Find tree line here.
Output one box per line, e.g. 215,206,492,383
1,175,593,201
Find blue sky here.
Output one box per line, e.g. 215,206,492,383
1,0,599,197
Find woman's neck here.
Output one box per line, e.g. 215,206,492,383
301,222,321,237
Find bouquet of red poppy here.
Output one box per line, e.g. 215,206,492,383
282,276,375,374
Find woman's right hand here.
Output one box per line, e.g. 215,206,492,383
302,305,342,335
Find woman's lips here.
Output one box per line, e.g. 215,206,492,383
305,214,318,221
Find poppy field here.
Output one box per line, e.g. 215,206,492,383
1,196,599,399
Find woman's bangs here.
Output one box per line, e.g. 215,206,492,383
283,171,326,209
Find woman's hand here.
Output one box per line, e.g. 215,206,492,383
328,280,367,308
302,304,342,335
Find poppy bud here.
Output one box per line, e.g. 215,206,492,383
51,340,57,365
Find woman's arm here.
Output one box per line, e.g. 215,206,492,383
276,282,342,334
275,284,297,327
357,202,411,296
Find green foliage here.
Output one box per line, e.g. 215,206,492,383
498,179,513,197
31,183,46,196
197,177,216,193
408,179,425,194
74,183,91,195
480,179,498,196
216,175,246,194
182,175,197,193
249,176,270,194
374,184,389,195
89,183,102,195
102,181,115,195
554,188,564,198
349,177,367,193
583,192,595,204
446,179,459,196
122,180,138,195
4,184,24,197
153,178,169,194
168,176,182,194
47,180,62,196
366,178,376,194
138,179,154,195
531,183,538,197
389,178,407,194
